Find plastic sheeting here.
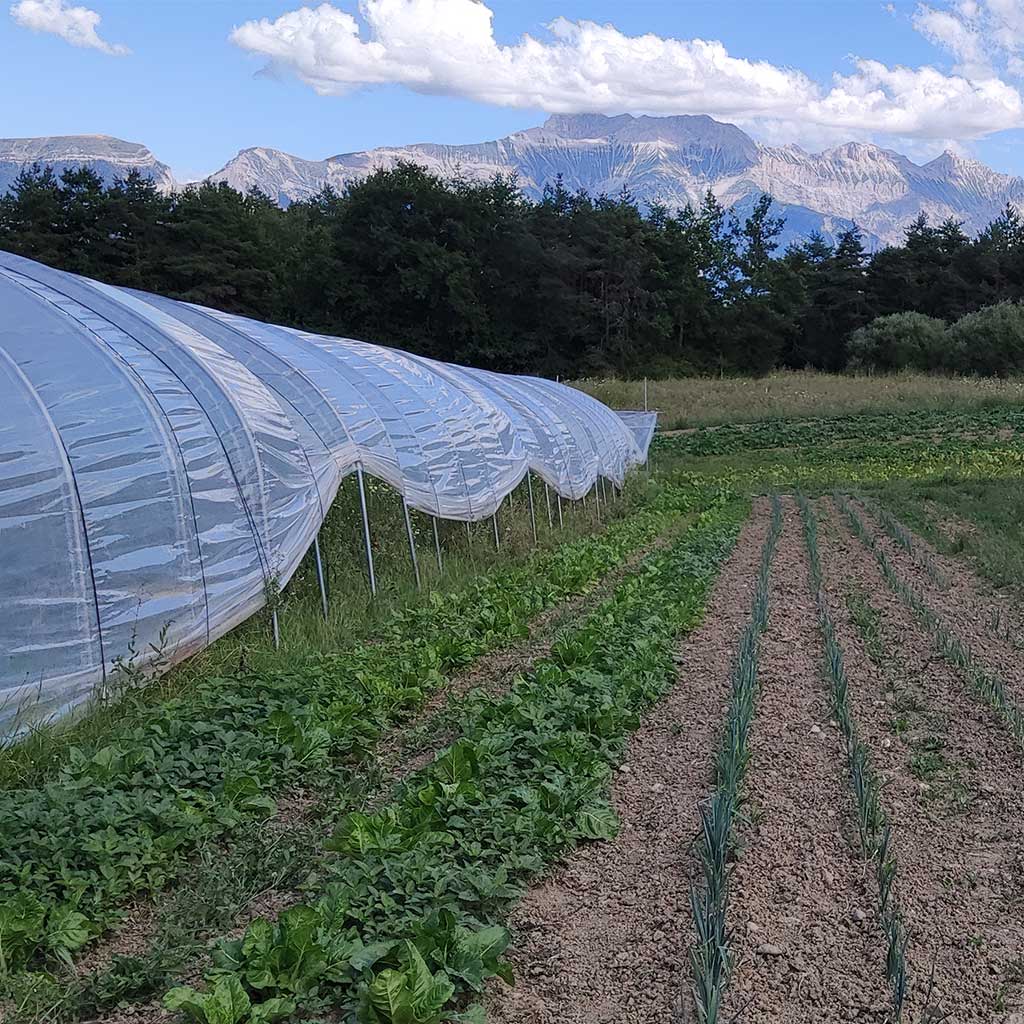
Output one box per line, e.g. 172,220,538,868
0,250,652,734
616,411,659,458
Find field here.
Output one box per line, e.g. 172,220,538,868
4,377,1024,1024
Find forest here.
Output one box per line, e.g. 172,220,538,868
2,160,1024,377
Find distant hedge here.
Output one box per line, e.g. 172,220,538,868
947,303,1024,376
847,312,950,372
850,302,1024,376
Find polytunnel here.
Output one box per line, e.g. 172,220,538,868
0,250,653,735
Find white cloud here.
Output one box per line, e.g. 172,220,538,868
912,5,991,77
229,0,1024,145
10,0,129,56
914,1,1024,77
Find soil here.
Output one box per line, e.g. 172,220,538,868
719,499,890,1022
79,494,1024,1024
816,498,1024,1021
486,498,773,1024
853,498,1024,709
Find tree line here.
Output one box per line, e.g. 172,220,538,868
2,161,1024,377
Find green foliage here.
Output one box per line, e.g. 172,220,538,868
947,301,1024,376
654,403,1024,460
871,476,1024,596
847,312,950,372
165,975,293,1024
160,495,747,1023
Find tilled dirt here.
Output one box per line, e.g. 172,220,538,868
852,497,1024,708
485,498,775,1024
720,498,890,1023
817,498,1024,1020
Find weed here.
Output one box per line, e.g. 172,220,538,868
846,587,884,662
909,751,944,781
888,715,910,736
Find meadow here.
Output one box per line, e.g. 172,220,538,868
3,374,1024,1024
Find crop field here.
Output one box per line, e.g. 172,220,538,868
4,383,1024,1024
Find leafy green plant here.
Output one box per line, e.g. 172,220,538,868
0,483,706,979
165,975,293,1024
160,496,747,1024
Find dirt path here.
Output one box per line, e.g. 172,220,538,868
817,498,1024,1020
720,498,890,1022
486,498,773,1024
854,498,1024,708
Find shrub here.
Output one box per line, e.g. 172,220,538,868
947,302,1024,376
847,312,950,372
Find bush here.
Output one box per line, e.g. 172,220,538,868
847,312,950,372
947,302,1024,376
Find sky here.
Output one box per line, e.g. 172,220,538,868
3,0,1024,182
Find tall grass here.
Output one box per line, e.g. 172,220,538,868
574,371,1024,430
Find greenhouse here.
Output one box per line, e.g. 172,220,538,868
0,250,652,735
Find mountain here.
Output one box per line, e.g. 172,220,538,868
0,135,175,194
4,119,1022,250
209,113,1024,250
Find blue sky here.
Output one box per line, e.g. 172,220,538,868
3,0,1024,180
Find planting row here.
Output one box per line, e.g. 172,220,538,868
659,437,1024,499
0,480,708,975
156,495,749,1024
695,494,1024,1020
839,495,1024,750
689,494,782,1019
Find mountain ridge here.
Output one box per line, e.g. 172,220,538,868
0,134,175,194
3,115,1022,249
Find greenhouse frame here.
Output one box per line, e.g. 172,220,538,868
0,250,654,736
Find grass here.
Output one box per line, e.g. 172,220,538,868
574,370,1024,430
868,477,1024,595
